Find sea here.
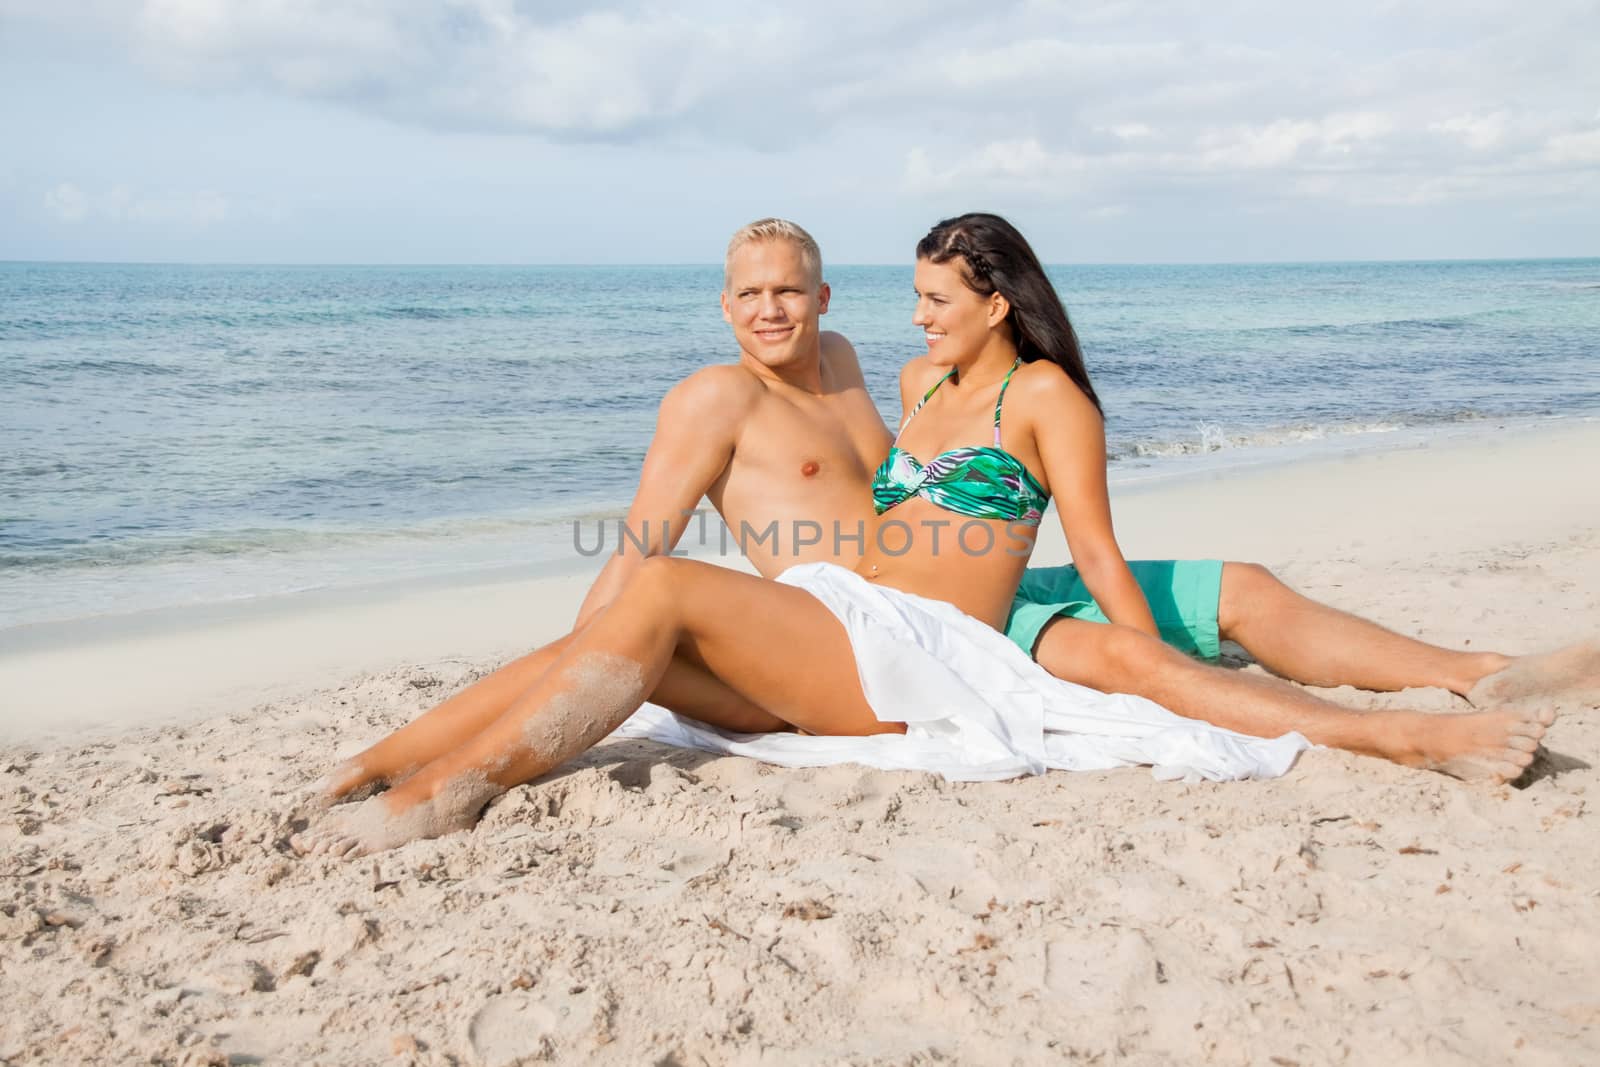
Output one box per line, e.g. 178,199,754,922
3,259,1598,634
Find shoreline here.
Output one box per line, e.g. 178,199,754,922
2,417,1596,744
1107,409,1596,491
4,407,1591,638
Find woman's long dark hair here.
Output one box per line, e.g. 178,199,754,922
916,213,1102,415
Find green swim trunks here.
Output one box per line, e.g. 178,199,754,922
1004,559,1225,662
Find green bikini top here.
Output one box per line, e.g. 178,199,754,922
872,359,1050,526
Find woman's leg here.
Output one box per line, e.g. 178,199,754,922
316,633,785,806
295,558,892,857
1033,616,1553,782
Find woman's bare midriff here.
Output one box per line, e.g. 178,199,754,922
855,499,1036,629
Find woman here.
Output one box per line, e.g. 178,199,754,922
290,215,1315,856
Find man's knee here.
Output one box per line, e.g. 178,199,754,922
1219,561,1289,632
620,555,697,607
1038,620,1176,690
511,632,573,670
1097,623,1183,676
1225,560,1282,590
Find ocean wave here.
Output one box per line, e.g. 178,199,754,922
1111,411,1489,460
381,306,456,320
0,316,66,339
0,511,595,573
1219,308,1550,340
1383,317,1468,331
1,303,515,339
33,357,184,377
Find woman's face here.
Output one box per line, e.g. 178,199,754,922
912,257,1001,367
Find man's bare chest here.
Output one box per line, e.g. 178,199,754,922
736,399,884,487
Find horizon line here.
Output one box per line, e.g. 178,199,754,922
3,254,1598,270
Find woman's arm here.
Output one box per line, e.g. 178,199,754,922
1023,369,1159,637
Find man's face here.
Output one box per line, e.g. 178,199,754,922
721,239,830,369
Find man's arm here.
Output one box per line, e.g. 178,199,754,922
573,366,759,628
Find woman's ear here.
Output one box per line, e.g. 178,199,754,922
988,291,1010,328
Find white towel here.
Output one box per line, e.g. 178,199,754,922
613,562,1309,783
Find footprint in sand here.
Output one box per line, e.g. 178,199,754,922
467,984,604,1066
658,843,730,883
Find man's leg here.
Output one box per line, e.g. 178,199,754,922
1217,561,1508,695
315,631,783,807
1032,617,1551,781
295,557,894,858
1218,561,1599,706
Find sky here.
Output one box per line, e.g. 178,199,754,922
2,0,1597,265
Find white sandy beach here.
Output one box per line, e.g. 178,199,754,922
2,420,1598,1065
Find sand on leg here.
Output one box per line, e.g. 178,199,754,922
311,637,573,809
312,630,787,809
1034,616,1554,783
293,557,888,858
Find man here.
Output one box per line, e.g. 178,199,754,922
319,218,1581,803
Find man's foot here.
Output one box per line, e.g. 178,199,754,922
1466,640,1600,711
290,772,499,859
302,758,388,814
1382,705,1556,784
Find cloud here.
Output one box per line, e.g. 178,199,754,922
1194,113,1395,171
904,140,1088,196
8,0,1600,214
1104,124,1155,142
903,113,1402,198
901,102,1599,211
1543,128,1600,166
44,183,90,223
119,1,800,140
1431,112,1509,151
40,183,231,226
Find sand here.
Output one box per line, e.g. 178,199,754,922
2,420,1598,1065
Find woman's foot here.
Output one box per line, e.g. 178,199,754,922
291,771,500,859
1466,640,1600,711
1378,704,1556,784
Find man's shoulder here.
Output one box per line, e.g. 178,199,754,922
667,363,766,407
819,330,867,387
657,363,766,436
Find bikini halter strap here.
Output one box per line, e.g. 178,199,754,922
894,358,1024,446
893,368,956,444
993,358,1022,446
